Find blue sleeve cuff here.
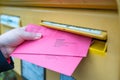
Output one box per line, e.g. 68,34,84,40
0,51,14,72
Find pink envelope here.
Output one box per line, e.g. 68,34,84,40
12,24,91,76
13,24,92,57
12,54,83,76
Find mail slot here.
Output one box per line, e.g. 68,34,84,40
40,21,107,40
40,20,107,56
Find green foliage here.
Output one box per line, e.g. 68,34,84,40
0,70,17,80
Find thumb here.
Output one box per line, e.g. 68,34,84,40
20,30,42,40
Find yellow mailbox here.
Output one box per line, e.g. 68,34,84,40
0,0,120,80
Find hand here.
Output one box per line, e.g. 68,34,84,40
0,27,42,58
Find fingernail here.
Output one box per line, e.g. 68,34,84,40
34,33,42,39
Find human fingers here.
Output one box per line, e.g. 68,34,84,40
20,30,42,40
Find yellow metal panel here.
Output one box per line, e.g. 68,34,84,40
0,6,119,80
46,70,60,80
